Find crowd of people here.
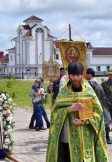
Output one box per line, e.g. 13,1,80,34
28,61,112,162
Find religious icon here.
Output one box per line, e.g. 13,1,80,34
47,67,55,77
42,58,59,81
65,46,80,64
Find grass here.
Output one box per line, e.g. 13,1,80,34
0,79,51,110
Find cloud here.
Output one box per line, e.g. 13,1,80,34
0,0,112,53
0,0,111,18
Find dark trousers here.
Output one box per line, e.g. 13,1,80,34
58,142,85,162
34,104,43,128
29,104,50,127
43,108,50,127
63,143,70,162
109,108,112,119
105,125,110,141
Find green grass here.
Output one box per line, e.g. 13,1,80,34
0,79,51,110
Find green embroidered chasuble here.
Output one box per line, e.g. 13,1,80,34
46,79,108,162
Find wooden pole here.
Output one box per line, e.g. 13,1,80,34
69,24,73,41
49,78,53,109
6,154,19,162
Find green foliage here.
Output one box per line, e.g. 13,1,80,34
6,80,13,88
8,75,19,79
0,79,51,110
11,92,17,98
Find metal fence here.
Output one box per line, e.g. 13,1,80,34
0,73,42,79
0,71,108,79
95,71,108,76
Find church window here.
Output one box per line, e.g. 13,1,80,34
55,54,59,60
35,28,43,33
107,66,110,70
97,66,100,71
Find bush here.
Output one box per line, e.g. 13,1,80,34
6,80,13,88
11,92,17,98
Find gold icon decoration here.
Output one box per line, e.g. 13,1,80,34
78,97,93,120
42,58,59,82
42,58,59,109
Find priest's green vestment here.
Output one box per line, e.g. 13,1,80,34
46,79,108,162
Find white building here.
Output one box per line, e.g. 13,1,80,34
7,15,57,78
87,47,112,75
1,15,112,78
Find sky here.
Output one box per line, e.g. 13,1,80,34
0,0,112,54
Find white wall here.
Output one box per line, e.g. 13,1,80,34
44,41,51,61
9,53,15,65
29,41,35,64
92,55,112,64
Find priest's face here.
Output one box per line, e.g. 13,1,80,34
69,74,83,88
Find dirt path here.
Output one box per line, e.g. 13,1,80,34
1,107,112,162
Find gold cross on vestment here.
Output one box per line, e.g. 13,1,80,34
85,130,89,136
72,130,77,136
86,147,91,154
74,147,79,155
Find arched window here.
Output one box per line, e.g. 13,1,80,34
35,28,43,33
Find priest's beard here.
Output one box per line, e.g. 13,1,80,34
69,76,83,88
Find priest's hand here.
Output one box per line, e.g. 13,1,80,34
73,118,83,126
70,103,85,112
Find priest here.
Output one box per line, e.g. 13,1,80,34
46,62,108,162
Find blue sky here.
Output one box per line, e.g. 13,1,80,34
0,0,112,54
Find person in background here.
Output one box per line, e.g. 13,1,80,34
59,71,68,90
86,68,112,144
101,69,112,118
39,78,50,128
102,69,112,131
47,67,66,104
29,79,50,131
46,62,108,162
86,68,98,82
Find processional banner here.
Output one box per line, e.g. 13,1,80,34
57,41,87,78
